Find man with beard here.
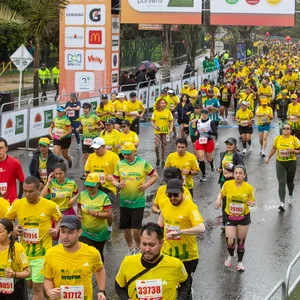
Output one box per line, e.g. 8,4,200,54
115,222,189,300
42,215,107,300
160,179,205,300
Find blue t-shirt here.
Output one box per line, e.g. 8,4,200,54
65,101,81,121
204,98,220,122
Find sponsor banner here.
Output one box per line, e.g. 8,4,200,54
172,79,182,96
121,0,202,24
137,87,148,106
30,105,57,139
1,109,28,145
60,1,114,98
149,86,160,108
79,97,99,115
138,24,179,31
210,0,295,26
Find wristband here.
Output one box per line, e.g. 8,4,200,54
98,290,106,296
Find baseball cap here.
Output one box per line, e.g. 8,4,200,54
225,137,237,145
261,98,268,105
101,94,108,99
208,88,214,93
241,101,248,106
60,215,81,230
121,142,136,155
84,172,100,187
201,107,209,113
167,89,174,94
184,81,189,85
129,92,137,98
105,119,115,125
39,137,50,146
160,90,167,94
291,94,298,99
162,167,181,183
166,179,183,194
90,137,105,149
70,92,77,99
116,93,125,98
57,106,65,112
121,120,130,127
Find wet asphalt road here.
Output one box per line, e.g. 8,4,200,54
11,112,300,300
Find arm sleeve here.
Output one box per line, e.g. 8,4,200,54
115,281,129,300
177,278,190,300
208,121,217,136
15,160,25,182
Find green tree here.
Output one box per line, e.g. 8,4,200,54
0,0,69,106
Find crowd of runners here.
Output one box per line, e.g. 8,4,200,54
0,40,299,299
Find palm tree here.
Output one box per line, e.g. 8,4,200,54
0,0,69,106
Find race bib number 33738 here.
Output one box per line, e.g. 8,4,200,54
136,279,162,300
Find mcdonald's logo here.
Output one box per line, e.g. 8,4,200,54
88,30,102,45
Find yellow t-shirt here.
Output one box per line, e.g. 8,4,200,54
165,152,199,189
100,129,120,154
288,103,300,130
180,86,189,95
0,242,29,279
199,84,209,104
151,109,173,134
236,109,253,126
38,155,48,184
0,197,10,218
48,178,78,212
6,198,62,260
256,106,273,125
154,185,192,208
79,113,101,139
96,102,115,122
84,151,120,194
125,100,145,123
116,253,188,300
221,180,255,217
258,85,272,102
116,131,139,147
168,96,180,111
114,100,128,120
273,135,300,162
160,199,204,262
239,92,254,111
42,243,103,300
187,89,198,106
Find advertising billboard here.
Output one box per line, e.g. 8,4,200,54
59,1,120,99
121,0,202,25
210,0,295,26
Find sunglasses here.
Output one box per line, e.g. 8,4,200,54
282,127,291,130
167,193,180,198
226,143,234,146
121,125,128,128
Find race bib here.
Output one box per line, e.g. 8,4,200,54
0,183,7,195
105,145,113,150
99,173,105,184
38,168,47,183
54,128,64,137
0,278,14,294
260,117,267,124
240,120,249,126
222,94,228,101
288,81,293,87
290,116,298,123
166,224,180,240
23,228,39,244
199,137,208,144
136,279,162,300
83,138,93,146
61,285,84,300
170,103,174,110
67,110,75,118
116,111,123,118
229,203,244,221
279,150,290,158
223,169,234,179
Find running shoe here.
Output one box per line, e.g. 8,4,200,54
236,262,245,272
161,161,165,167
224,255,233,268
156,159,160,167
76,144,80,150
261,150,266,157
80,173,86,180
259,147,263,155
288,195,293,206
220,225,225,232
278,202,285,212
242,148,247,155
249,145,253,152
211,163,215,172
68,157,73,168
172,133,177,139
200,175,207,182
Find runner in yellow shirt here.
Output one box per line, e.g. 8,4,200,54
42,215,106,300
215,165,255,272
160,179,205,299
187,82,198,106
180,81,190,95
287,94,300,137
258,79,272,104
115,223,189,300
96,94,116,122
6,176,62,300
151,99,173,167
100,119,120,154
0,197,10,218
114,93,128,130
115,120,139,154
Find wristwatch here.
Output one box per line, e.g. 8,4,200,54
98,290,106,296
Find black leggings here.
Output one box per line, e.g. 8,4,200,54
79,236,106,262
183,259,198,297
276,160,297,203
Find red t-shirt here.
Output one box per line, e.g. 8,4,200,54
0,156,25,204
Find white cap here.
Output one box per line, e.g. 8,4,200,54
167,89,174,94
241,101,249,106
116,93,125,98
90,137,105,149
